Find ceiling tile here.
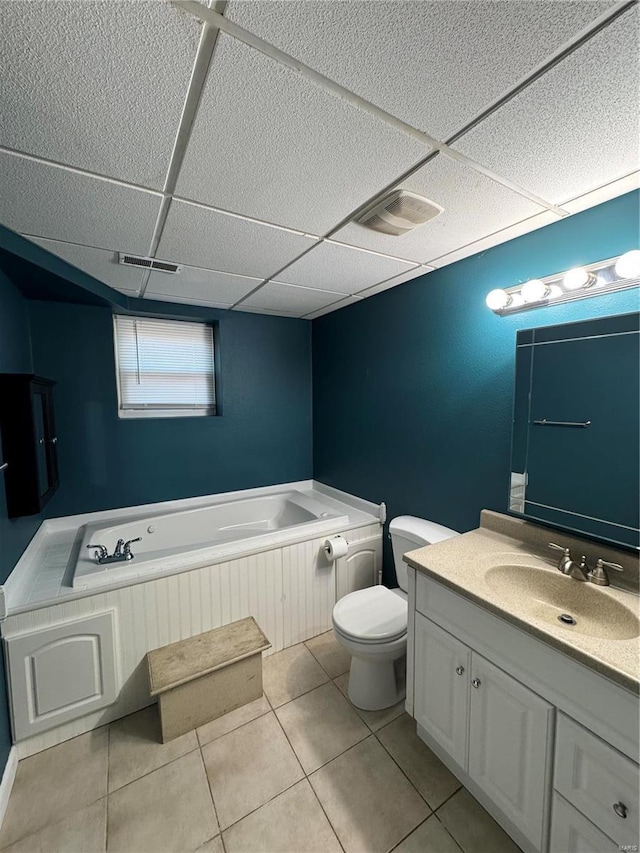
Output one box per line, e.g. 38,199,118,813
275,241,417,293
332,155,544,264
303,295,363,319
226,1,612,140
27,237,145,293
175,34,427,234
452,7,640,205
157,200,316,279
355,266,433,298
0,152,161,254
427,210,562,268
0,1,201,188
146,265,261,305
235,305,300,317
239,281,347,314
560,171,640,215
143,293,233,310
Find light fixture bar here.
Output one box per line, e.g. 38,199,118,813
487,251,640,315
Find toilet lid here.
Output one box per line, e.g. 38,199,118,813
333,587,407,642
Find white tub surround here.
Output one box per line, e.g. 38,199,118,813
404,510,639,853
1,481,383,757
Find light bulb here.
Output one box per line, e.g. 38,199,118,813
547,285,563,299
614,250,640,280
486,289,511,311
563,267,590,290
521,279,549,303
509,292,525,307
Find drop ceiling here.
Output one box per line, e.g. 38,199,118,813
0,0,638,319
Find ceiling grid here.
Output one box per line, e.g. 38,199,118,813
0,0,637,316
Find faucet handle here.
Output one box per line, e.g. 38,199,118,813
123,537,142,556
86,544,108,561
596,559,623,572
549,542,570,555
113,539,125,557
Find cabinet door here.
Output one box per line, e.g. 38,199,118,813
468,653,553,850
414,613,470,768
550,793,619,853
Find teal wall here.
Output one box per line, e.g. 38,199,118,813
27,299,313,517
313,191,640,583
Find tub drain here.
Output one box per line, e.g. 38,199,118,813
558,613,577,626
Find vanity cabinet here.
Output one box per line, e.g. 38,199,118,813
415,613,553,850
410,569,640,853
0,374,59,517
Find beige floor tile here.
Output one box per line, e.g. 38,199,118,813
197,695,271,746
223,779,342,853
0,799,106,853
437,789,522,853
377,714,461,809
276,681,369,773
0,727,108,848
305,631,352,678
202,712,304,830
108,705,198,792
107,750,218,852
310,736,430,853
335,673,405,731
262,644,329,708
393,815,462,853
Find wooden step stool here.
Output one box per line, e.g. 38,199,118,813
147,616,271,742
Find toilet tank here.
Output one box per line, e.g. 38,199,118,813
390,516,458,592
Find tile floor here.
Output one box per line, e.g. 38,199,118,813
0,632,522,853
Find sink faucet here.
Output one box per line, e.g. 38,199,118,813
548,543,588,582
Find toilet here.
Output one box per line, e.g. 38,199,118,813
332,516,458,711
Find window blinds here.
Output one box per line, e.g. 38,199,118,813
113,315,216,416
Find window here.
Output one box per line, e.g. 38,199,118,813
113,315,216,418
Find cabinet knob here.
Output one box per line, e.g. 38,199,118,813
455,666,465,676
50,437,58,445
613,802,628,819
39,438,45,445
472,678,481,689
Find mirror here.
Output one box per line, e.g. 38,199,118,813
510,312,639,550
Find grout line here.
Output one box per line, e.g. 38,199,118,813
196,745,223,840
431,812,467,853
434,785,464,814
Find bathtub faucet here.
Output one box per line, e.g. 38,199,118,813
86,537,142,564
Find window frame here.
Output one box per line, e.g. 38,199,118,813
112,314,219,420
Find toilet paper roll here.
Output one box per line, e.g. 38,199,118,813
323,535,348,562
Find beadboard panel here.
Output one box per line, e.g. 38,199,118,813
5,524,380,757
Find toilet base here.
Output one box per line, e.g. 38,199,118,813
347,654,406,712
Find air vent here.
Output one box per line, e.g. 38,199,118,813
357,189,444,236
118,254,182,274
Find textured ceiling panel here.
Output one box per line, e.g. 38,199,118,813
146,265,261,304
427,211,561,268
355,266,433,298
0,1,201,188
559,171,640,215
175,34,427,234
240,281,348,315
333,155,544,264
276,241,417,293
157,200,316,279
0,153,162,254
143,293,233,310
226,0,612,139
452,8,640,205
27,237,146,293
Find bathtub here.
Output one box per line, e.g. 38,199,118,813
74,489,349,589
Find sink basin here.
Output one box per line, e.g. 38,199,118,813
484,565,640,640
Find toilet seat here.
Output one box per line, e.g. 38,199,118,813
332,586,407,644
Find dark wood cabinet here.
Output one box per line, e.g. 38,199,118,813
0,374,59,517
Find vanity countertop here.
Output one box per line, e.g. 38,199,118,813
404,511,640,694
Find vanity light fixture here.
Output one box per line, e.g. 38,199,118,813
486,251,640,315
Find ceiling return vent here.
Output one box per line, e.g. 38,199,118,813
118,253,182,274
357,189,444,236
